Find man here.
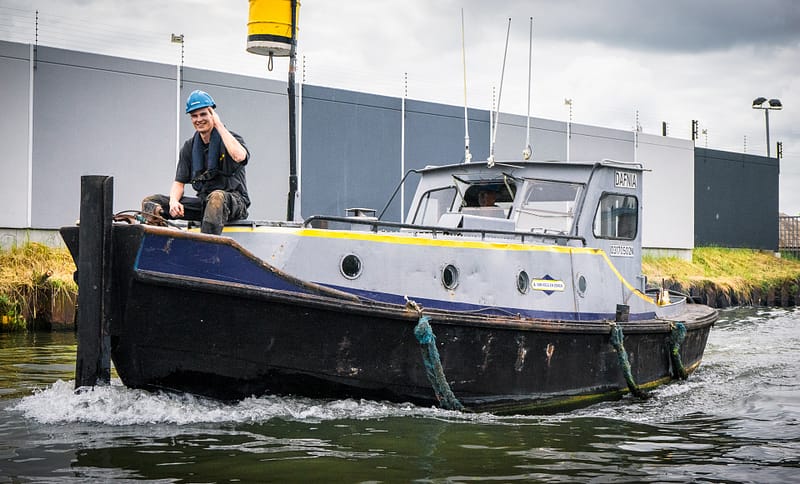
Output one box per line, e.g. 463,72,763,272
142,90,250,235
478,189,497,207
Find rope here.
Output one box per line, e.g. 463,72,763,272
609,323,650,399
669,321,688,380
413,315,464,411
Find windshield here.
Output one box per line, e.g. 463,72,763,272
514,179,583,234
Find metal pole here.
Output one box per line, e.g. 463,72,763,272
286,0,298,221
401,73,407,221
765,109,771,158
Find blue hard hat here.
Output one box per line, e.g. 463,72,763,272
185,90,216,113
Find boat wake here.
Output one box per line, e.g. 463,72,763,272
11,307,797,431
571,307,800,433
11,379,492,426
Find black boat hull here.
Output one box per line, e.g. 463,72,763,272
62,224,716,414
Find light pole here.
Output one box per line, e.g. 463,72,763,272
752,97,782,157
564,98,572,161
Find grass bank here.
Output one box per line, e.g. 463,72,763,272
643,247,800,308
0,242,77,331
2,244,800,331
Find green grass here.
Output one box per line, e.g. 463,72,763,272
643,247,800,294
0,242,77,331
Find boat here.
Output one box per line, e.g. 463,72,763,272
60,158,717,414
59,2,715,414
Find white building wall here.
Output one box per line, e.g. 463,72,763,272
637,133,695,252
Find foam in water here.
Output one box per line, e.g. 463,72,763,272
11,379,487,426
12,307,798,429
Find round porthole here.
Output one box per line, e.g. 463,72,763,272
442,264,459,290
340,254,362,279
577,274,587,297
517,270,530,294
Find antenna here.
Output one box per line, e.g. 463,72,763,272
461,9,472,163
488,17,511,168
490,86,496,152
523,17,533,160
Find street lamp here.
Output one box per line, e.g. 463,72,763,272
752,97,782,157
564,98,573,161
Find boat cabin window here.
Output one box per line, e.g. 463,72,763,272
412,186,456,225
515,180,582,233
593,193,638,240
460,182,516,218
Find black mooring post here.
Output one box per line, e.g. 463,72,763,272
75,175,113,389
615,304,630,323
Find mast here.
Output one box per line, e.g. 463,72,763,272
523,17,533,160
286,0,298,221
461,9,471,163
246,0,301,221
488,18,511,167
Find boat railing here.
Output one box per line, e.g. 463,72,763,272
303,215,586,246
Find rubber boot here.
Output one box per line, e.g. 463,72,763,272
201,222,223,235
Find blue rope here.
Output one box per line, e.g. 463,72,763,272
609,324,650,399
414,315,464,411
669,321,688,380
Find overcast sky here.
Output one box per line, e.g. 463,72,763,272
2,1,799,212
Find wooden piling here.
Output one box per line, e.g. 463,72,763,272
75,175,113,388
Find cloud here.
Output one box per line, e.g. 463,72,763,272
451,0,800,52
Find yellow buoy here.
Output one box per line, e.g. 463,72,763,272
246,0,301,57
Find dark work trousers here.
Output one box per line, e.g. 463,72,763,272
141,190,248,235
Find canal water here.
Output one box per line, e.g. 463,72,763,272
1,306,798,483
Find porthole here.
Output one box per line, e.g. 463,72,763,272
340,254,362,279
442,264,459,290
517,270,530,294
577,274,587,297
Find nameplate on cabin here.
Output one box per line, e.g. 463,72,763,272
609,245,635,257
614,171,638,189
531,278,566,293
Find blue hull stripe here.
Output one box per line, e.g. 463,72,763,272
321,283,656,322
136,234,313,295
135,233,656,322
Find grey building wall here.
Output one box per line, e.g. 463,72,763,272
299,89,499,222
31,46,177,228
695,148,779,250
1,40,289,231
299,86,402,220
0,41,32,228
1,39,779,254
401,100,491,221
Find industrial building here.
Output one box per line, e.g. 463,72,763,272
0,40,778,256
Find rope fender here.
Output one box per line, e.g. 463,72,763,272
609,323,650,399
413,315,464,411
669,321,689,380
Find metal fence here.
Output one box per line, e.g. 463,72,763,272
779,216,800,257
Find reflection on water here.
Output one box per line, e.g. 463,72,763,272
0,332,76,400
1,307,799,482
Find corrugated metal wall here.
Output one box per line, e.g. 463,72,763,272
694,148,779,250
2,40,779,251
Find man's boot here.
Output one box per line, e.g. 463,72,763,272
201,221,223,235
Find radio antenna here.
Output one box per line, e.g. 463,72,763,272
488,17,511,168
523,17,533,160
461,9,472,163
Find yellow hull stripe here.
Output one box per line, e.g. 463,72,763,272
222,226,655,304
